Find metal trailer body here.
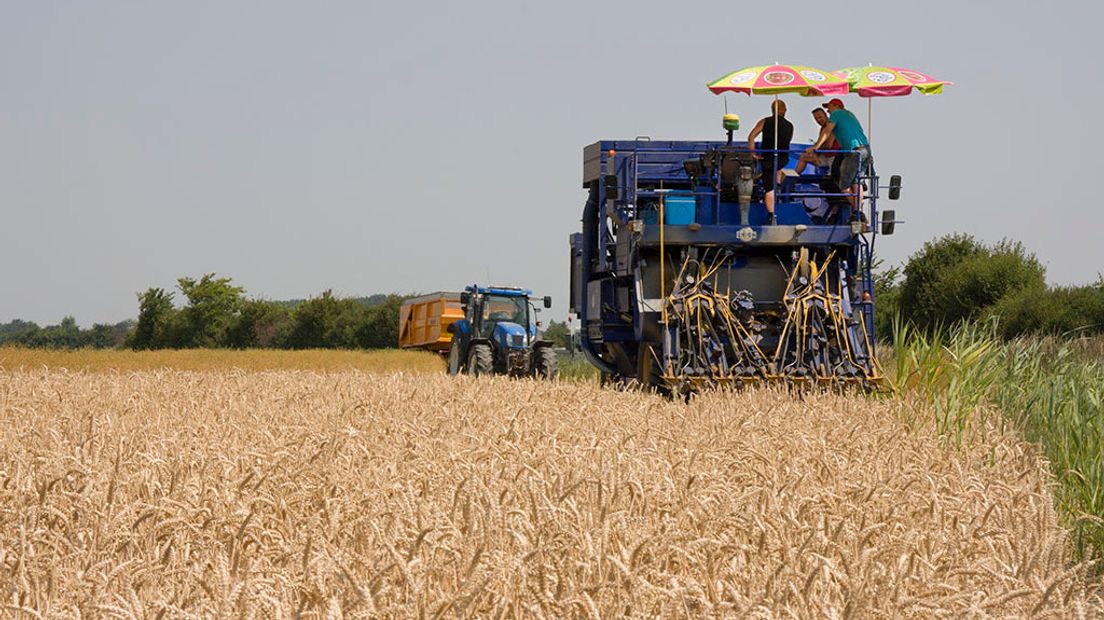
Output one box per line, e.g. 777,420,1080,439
398,292,464,352
569,139,896,393
446,285,558,379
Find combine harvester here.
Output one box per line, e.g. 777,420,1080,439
400,286,557,379
569,131,899,394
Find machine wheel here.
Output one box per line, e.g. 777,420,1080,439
532,347,558,380
447,337,462,376
467,343,493,377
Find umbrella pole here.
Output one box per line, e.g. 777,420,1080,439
772,94,778,221
868,97,872,142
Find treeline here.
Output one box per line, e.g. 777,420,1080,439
0,275,408,351
876,234,1104,339
0,317,134,349
129,275,406,350
4,237,1101,351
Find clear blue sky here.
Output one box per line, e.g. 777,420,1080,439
2,1,1101,325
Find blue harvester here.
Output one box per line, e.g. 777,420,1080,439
569,138,900,393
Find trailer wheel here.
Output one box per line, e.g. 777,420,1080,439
533,347,557,380
447,338,462,375
467,343,493,377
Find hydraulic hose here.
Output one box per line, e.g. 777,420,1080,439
579,183,618,375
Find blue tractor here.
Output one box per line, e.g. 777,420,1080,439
446,285,557,379
569,133,900,394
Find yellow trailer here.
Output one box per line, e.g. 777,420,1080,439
398,292,464,352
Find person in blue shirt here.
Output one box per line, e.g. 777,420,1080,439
805,98,872,214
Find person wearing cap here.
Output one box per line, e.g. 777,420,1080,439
747,100,793,224
806,98,871,213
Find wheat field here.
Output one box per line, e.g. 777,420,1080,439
1,369,1101,618
0,347,446,374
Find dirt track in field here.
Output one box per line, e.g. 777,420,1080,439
1,370,1101,617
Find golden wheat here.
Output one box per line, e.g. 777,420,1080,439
0,370,1101,617
0,346,444,373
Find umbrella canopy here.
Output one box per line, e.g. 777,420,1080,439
832,66,952,97
708,64,850,97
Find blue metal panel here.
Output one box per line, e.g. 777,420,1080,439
465,285,533,297
493,322,528,350
638,224,859,246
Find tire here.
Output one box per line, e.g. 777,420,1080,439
532,347,557,380
447,338,462,376
467,343,493,377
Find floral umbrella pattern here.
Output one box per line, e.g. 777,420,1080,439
708,64,850,97
832,66,952,97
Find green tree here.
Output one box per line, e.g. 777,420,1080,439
130,288,176,349
898,234,986,331
284,291,370,349
0,319,40,346
226,300,293,348
988,285,1104,338
23,316,81,348
871,260,901,342
175,274,245,347
357,295,404,349
898,235,1045,332
80,323,117,349
543,319,570,348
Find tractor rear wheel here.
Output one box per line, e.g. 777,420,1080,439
447,338,462,375
467,343,493,377
533,347,557,380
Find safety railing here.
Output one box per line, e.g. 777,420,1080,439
603,144,878,229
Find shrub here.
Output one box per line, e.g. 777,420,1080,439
898,235,1045,332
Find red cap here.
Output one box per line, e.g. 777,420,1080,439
821,98,844,109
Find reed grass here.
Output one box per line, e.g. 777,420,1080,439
891,322,1104,558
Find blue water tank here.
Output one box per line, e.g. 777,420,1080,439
664,194,696,225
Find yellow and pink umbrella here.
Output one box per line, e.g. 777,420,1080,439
708,64,850,96
831,65,953,139
832,66,952,97
708,64,850,168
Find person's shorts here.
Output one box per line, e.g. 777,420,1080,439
832,146,872,189
760,156,787,192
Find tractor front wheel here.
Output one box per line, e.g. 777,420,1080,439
467,343,493,377
447,338,462,376
532,347,557,380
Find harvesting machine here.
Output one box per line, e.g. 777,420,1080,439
568,134,900,394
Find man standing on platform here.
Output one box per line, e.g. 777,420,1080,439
747,100,793,224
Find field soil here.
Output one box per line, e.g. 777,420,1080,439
1,370,1101,617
